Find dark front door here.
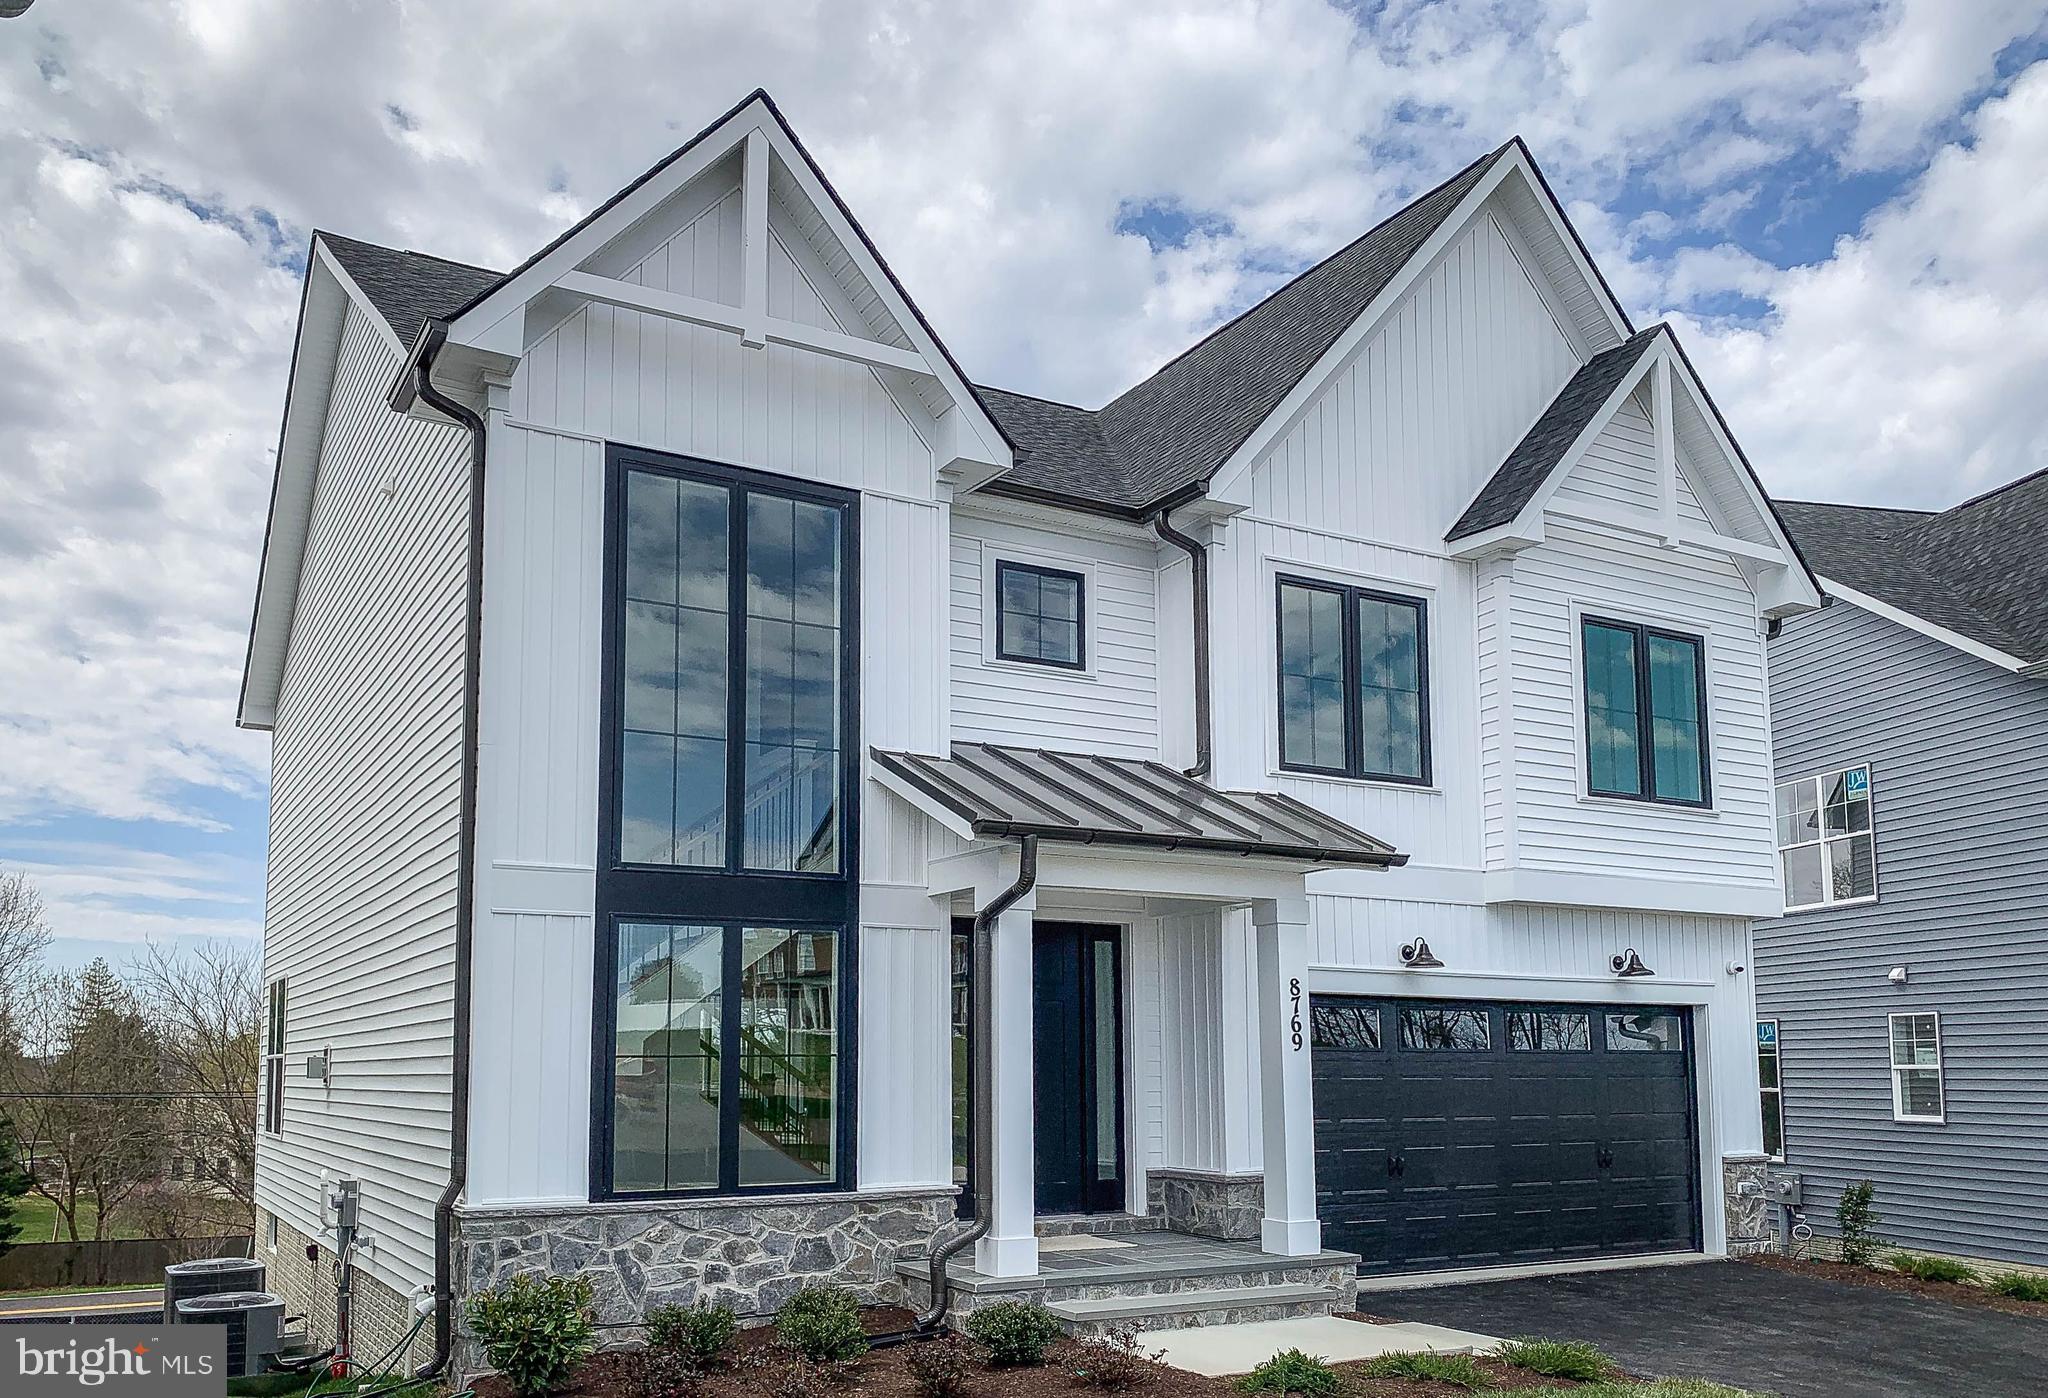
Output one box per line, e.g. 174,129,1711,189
1033,923,1125,1214
1311,996,1700,1274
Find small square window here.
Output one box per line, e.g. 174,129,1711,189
995,561,1086,669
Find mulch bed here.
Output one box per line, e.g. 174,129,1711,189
473,1307,1613,1398
1742,1252,2048,1321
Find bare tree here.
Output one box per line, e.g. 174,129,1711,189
131,940,259,1222
0,961,166,1240
0,871,50,1053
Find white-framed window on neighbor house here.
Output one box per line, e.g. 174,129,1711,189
1889,1012,1945,1123
1777,764,1875,910
262,977,287,1135
1757,1019,1784,1160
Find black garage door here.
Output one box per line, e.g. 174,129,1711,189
1311,997,1700,1275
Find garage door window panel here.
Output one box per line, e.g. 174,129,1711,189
1311,1001,1381,1050
1398,1005,1490,1051
1606,1010,1684,1052
1509,1010,1592,1052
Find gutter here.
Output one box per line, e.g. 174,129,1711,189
1149,501,1212,779
407,320,485,1382
907,835,1040,1336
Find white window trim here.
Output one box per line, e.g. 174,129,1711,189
1888,1011,1946,1125
978,543,1100,679
1757,1018,1784,1162
1777,764,1878,913
1260,553,1442,792
1565,599,1721,816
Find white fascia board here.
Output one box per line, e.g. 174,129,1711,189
1817,578,2033,674
238,248,382,729
1210,149,1630,508
1482,866,1786,920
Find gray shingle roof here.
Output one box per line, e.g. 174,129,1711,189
978,143,1514,512
1447,326,1663,539
318,232,501,348
873,742,1404,866
1778,483,2048,664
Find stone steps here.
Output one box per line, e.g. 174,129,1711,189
1050,1282,1344,1336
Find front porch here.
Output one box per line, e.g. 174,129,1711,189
899,1222,1361,1334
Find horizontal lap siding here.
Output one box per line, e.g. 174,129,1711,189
260,303,466,1295
1760,599,2048,1266
1505,522,1778,889
949,513,1160,758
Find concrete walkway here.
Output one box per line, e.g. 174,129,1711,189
1140,1315,1500,1376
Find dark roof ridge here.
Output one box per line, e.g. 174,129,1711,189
1099,139,1515,417
973,383,1098,414
1950,459,2048,513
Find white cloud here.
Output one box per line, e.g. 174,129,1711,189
1847,0,2048,168
0,0,2042,864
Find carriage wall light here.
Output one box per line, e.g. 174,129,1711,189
1610,947,1654,978
1399,938,1444,969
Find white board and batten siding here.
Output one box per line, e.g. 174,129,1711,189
468,171,957,1205
258,302,468,1295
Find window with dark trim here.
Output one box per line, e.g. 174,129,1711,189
1276,576,1429,783
262,978,287,1135
1581,616,1709,806
596,448,859,1200
995,560,1085,669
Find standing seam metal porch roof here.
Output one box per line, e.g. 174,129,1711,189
872,742,1405,867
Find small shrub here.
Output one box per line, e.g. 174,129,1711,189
767,1355,856,1398
465,1273,598,1397
1360,1350,1492,1391
1836,1180,1882,1266
1066,1325,1163,1391
1234,1349,1343,1397
904,1334,976,1398
634,1345,706,1398
775,1285,868,1364
963,1300,1065,1367
646,1300,739,1369
1888,1252,1978,1285
1495,1337,1616,1381
1992,1272,2048,1302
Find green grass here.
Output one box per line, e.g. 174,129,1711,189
0,1195,157,1243
1359,1351,1493,1390
1888,1252,1978,1284
1494,1338,1617,1382
1992,1272,2048,1302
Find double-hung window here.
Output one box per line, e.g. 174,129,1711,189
262,978,287,1135
995,560,1085,669
1276,576,1429,784
1776,765,1875,910
599,448,858,1199
1757,1020,1784,1159
1581,616,1709,806
1889,1012,1944,1123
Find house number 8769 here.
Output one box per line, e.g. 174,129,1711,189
1289,977,1303,1051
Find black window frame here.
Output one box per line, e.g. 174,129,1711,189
993,559,1088,670
592,445,861,1202
262,977,287,1135
1274,575,1431,785
1579,615,1712,808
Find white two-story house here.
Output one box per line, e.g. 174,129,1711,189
238,90,1821,1373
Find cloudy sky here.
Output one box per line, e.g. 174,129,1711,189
3,0,2046,967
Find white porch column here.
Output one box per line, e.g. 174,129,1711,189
974,879,1039,1277
1251,895,1321,1256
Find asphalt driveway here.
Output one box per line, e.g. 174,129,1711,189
1367,1258,2048,1397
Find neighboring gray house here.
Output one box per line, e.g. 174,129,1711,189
1762,478,2048,1269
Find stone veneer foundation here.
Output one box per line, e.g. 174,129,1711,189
261,1210,435,1374
1144,1168,1264,1241
453,1188,955,1374
1722,1155,1771,1257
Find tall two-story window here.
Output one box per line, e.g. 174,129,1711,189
598,448,858,1198
1580,616,1709,806
1775,765,1875,910
1276,576,1429,784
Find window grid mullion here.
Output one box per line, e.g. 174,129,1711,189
718,922,742,1193
724,486,748,874
1341,588,1363,778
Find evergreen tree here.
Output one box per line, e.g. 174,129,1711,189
0,1112,31,1256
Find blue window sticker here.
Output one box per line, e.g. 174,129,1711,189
1757,1021,1778,1047
1845,768,1869,796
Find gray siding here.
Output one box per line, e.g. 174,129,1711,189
1760,597,2048,1266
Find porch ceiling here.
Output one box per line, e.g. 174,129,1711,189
871,741,1405,868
